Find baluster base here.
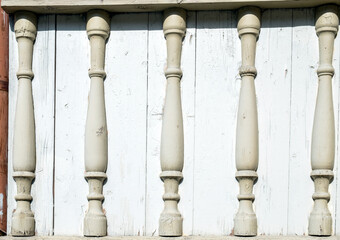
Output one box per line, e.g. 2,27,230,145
308,211,332,236
11,211,35,236
159,214,183,237
308,170,333,236
11,172,35,236
84,172,107,237
234,171,258,236
234,212,257,236
84,214,107,237
159,171,183,237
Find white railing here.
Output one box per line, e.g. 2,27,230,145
4,1,340,237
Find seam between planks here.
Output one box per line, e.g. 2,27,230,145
286,8,294,235
144,12,150,236
191,10,197,235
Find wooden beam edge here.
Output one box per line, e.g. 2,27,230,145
0,237,339,240
1,0,340,14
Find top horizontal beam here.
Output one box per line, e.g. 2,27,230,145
1,0,340,14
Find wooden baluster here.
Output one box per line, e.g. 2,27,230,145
11,11,37,236
234,7,260,237
309,5,338,236
84,10,110,237
159,8,186,237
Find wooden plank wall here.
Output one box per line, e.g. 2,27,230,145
7,9,340,236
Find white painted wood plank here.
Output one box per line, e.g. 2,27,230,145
54,15,89,236
145,12,166,236
7,15,55,236
193,10,240,235
31,15,56,236
178,11,196,236
288,9,318,235
255,9,292,235
103,13,148,236
332,10,340,236
7,15,17,235
7,21,16,235
145,11,196,236
331,14,339,235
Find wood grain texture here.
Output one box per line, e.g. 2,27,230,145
0,0,8,234
2,0,340,14
255,9,292,235
104,12,148,236
7,14,55,236
193,10,240,235
287,8,316,235
54,14,89,236
145,12,167,236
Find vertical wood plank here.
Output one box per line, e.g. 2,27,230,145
288,8,317,235
103,13,148,236
7,14,17,235
145,11,196,236
193,10,240,235
145,12,166,236
328,8,339,236
254,9,292,235
54,14,89,235
179,11,196,236
7,14,55,235
331,10,340,237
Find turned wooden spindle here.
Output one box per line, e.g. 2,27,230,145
234,7,261,237
11,11,37,236
84,10,110,237
309,5,338,236
159,8,186,237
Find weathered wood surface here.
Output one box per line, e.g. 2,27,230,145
3,0,340,14
0,237,339,240
8,14,55,236
1,236,340,240
0,0,8,234
7,9,340,236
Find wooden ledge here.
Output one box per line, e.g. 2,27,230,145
0,236,339,240
2,0,340,14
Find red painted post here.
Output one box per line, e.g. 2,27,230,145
0,0,8,235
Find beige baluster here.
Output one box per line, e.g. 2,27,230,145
159,8,186,237
11,11,37,237
309,5,338,236
234,6,261,237
84,10,110,237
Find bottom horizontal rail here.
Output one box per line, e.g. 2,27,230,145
0,236,339,240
